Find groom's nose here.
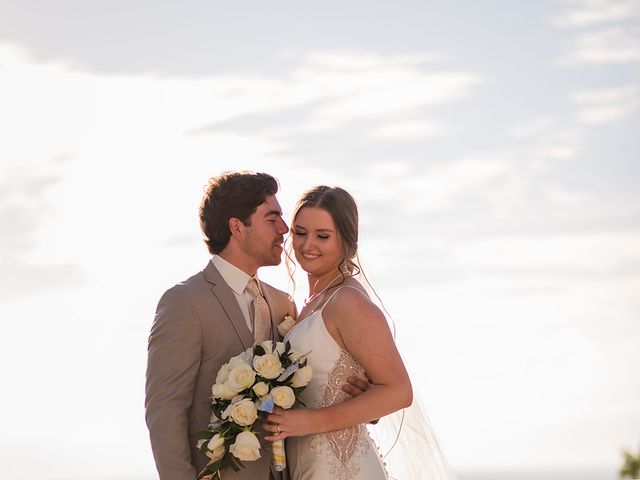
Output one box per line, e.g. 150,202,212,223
276,217,289,234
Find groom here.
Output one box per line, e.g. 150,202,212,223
145,172,369,480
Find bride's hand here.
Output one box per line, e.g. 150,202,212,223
263,407,318,441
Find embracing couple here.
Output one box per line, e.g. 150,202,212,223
145,171,413,480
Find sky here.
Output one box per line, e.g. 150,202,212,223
0,1,639,478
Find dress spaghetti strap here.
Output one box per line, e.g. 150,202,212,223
317,284,369,313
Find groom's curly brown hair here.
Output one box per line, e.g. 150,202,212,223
199,171,279,254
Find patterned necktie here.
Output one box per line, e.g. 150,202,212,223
245,278,271,343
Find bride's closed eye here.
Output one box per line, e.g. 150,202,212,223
294,231,330,240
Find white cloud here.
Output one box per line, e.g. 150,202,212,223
509,115,561,138
570,83,640,123
509,115,584,160
552,1,640,66
367,119,447,140
280,51,484,130
354,130,586,222
552,0,640,28
456,230,640,275
561,26,640,65
0,42,34,65
0,41,485,277
349,153,518,216
541,184,592,207
300,50,447,70
1,42,482,169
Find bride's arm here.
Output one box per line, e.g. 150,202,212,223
264,288,412,439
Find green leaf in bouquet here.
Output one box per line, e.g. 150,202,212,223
226,422,248,437
211,401,228,419
198,459,223,479
253,344,266,356
229,454,245,472
196,437,212,454
195,430,214,441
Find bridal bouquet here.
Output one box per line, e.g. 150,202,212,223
196,340,312,480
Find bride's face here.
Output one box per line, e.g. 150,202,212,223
291,206,343,277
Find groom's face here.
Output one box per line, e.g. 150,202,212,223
241,195,289,267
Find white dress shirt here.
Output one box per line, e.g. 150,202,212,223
210,255,264,332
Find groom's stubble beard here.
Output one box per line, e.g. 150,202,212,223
243,228,284,268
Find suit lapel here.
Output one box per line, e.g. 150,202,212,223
203,261,254,349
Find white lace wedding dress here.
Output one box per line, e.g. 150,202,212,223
284,287,388,480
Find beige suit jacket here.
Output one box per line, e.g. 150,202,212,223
145,261,296,480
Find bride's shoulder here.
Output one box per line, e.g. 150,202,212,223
325,281,380,319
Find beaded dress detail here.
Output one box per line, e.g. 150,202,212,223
284,287,387,480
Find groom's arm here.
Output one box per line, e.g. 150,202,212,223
145,286,201,480
344,376,380,424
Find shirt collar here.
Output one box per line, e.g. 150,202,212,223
211,255,259,296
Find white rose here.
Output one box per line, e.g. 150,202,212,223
215,363,230,384
288,350,303,362
270,385,295,409
253,353,284,379
241,347,254,362
290,365,313,388
229,354,251,369
229,430,261,462
222,397,258,426
205,433,226,461
212,382,237,400
197,439,207,449
221,402,233,420
277,315,296,337
252,381,269,397
206,446,225,462
259,341,285,356
274,341,286,355
207,433,224,451
260,340,274,354
226,364,256,392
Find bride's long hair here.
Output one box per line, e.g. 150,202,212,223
285,185,457,480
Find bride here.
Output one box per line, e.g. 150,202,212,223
264,186,454,480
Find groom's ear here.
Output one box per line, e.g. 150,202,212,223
228,217,245,239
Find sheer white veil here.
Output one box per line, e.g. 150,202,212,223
358,264,457,480
368,400,457,480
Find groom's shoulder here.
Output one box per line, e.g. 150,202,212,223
157,266,210,304
261,281,291,300
261,281,296,317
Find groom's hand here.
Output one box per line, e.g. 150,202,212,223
342,375,370,397
343,375,379,424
